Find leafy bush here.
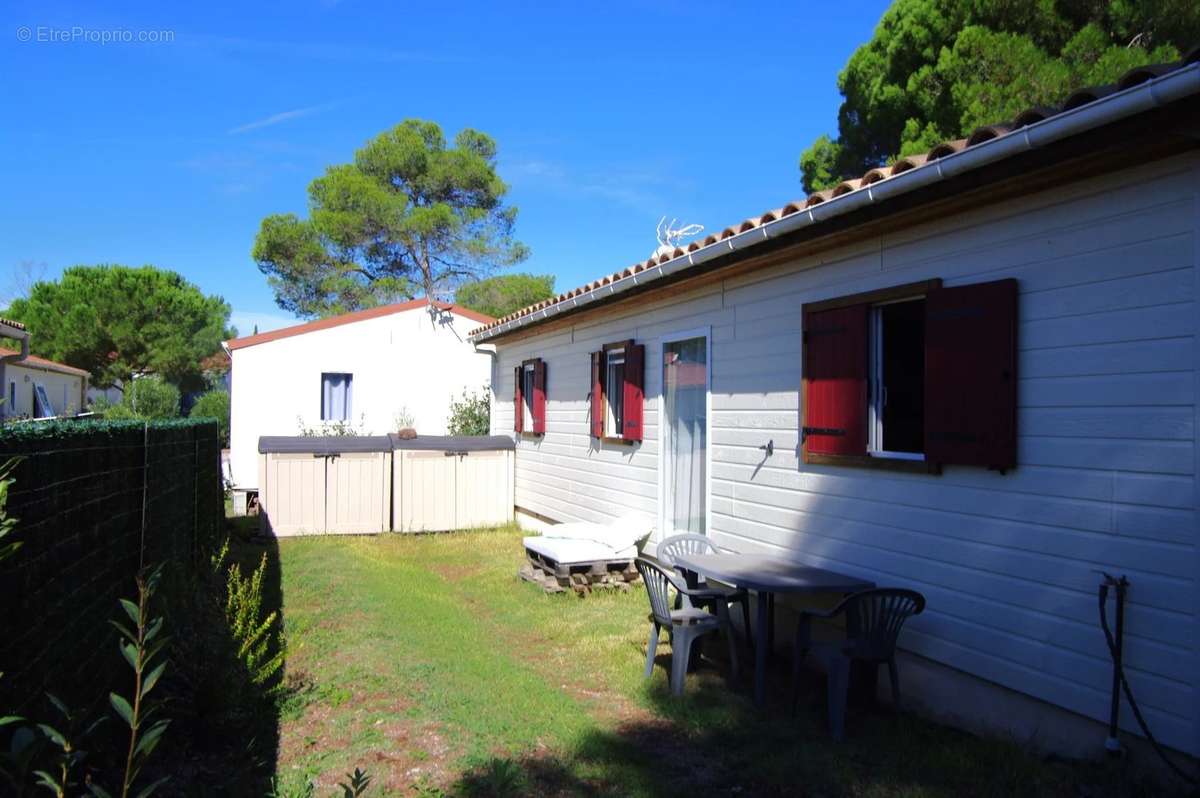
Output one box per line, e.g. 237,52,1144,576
98,377,180,420
190,390,230,447
447,385,490,436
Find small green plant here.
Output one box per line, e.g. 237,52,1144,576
210,536,230,574
268,767,371,798
100,564,172,798
392,406,415,431
338,768,371,797
29,694,105,797
297,415,365,437
447,385,489,436
461,757,526,797
189,389,230,447
225,553,285,690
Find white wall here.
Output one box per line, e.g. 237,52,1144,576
2,363,86,418
229,306,491,490
490,154,1200,756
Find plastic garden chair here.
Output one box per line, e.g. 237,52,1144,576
636,558,739,696
791,588,926,740
657,533,754,649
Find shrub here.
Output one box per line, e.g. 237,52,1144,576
222,552,285,691
297,415,365,437
98,378,180,420
190,390,230,447
447,385,490,436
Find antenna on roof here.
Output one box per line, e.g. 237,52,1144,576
653,216,703,260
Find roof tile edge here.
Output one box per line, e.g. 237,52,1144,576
469,52,1200,341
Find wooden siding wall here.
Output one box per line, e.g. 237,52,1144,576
491,154,1200,754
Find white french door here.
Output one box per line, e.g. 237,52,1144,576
659,329,711,538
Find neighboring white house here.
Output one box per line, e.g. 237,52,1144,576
224,299,494,503
0,317,90,419
470,59,1200,760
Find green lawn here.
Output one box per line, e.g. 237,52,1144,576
256,526,1174,797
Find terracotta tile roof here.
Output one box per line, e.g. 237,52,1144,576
0,348,90,378
470,47,1200,340
224,299,495,351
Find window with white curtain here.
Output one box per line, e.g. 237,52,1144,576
522,363,536,431
321,373,353,421
605,348,625,437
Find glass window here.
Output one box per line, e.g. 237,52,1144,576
663,337,708,535
321,373,353,421
522,363,536,430
869,299,925,457
605,348,625,437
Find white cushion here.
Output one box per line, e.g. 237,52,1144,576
523,514,654,564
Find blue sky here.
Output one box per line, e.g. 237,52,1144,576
1,0,889,335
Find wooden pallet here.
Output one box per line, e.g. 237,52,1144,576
519,548,640,596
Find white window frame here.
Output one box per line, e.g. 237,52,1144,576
604,347,626,438
656,326,712,544
868,297,926,461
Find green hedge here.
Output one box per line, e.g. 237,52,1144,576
0,418,224,714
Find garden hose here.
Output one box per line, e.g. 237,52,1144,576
1097,573,1196,785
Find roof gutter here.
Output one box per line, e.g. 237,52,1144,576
472,62,1200,343
0,322,30,365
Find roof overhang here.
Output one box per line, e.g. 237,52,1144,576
471,62,1200,345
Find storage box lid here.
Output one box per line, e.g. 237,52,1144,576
258,435,392,454
387,434,515,452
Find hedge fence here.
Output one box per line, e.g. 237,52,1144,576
0,419,224,714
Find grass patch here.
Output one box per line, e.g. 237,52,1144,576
263,526,1184,797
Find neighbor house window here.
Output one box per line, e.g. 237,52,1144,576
513,359,546,435
321,373,353,421
802,278,1017,472
590,340,645,442
6,382,14,415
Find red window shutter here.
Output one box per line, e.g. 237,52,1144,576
622,343,645,442
590,351,604,438
924,279,1018,470
803,304,868,457
532,359,547,434
513,365,523,434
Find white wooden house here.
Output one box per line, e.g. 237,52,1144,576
470,57,1200,759
0,317,89,420
224,300,494,507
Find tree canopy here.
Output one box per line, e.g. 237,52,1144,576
253,119,530,319
3,265,233,391
455,273,555,319
799,0,1198,193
